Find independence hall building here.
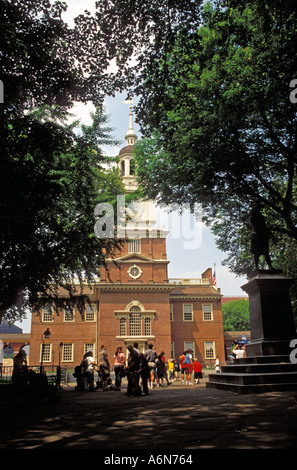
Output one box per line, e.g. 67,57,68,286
29,107,225,369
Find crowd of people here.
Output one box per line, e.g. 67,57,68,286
75,343,205,396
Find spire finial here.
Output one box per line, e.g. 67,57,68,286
122,98,137,145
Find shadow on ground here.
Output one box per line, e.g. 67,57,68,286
1,381,297,450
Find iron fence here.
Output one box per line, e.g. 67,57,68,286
0,365,69,386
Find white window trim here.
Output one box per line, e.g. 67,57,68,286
42,305,53,323
40,343,52,363
64,307,75,322
62,343,74,362
204,341,215,360
202,303,213,321
170,304,174,321
84,303,96,322
184,341,195,357
183,304,193,322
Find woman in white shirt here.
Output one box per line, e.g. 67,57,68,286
233,344,245,359
215,355,221,373
113,346,125,390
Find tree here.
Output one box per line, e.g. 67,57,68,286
0,1,125,323
134,0,297,234
93,0,297,272
1,107,125,323
222,299,250,331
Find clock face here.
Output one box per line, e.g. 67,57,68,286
130,267,140,277
128,264,142,279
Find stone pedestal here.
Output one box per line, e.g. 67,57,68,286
206,271,297,393
241,271,296,356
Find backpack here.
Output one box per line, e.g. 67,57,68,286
183,353,191,365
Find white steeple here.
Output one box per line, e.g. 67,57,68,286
119,99,138,193
125,101,138,146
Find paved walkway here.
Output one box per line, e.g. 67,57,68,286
1,378,297,453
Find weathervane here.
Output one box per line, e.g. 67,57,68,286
122,98,135,110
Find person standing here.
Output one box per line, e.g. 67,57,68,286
126,345,141,396
168,358,175,381
179,351,186,384
215,355,221,373
193,358,203,384
98,344,111,391
133,342,140,356
82,351,96,391
138,353,150,395
232,344,245,359
144,343,158,389
159,351,172,386
12,349,28,391
184,349,193,385
173,360,180,381
113,346,125,390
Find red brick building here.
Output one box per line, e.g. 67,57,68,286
29,106,225,369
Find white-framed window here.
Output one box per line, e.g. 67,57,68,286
203,304,213,321
64,306,74,322
204,341,215,359
183,304,193,321
84,343,95,356
129,306,142,336
42,305,53,322
85,304,95,322
171,342,175,359
40,343,52,363
62,343,74,362
170,304,174,321
120,317,127,336
184,341,195,357
128,239,141,253
121,160,125,176
144,317,151,336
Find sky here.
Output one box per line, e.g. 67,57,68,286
14,0,247,333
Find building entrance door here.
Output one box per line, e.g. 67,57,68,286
125,341,146,356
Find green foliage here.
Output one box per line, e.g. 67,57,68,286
0,1,125,322
1,107,125,322
95,0,297,275
222,300,250,331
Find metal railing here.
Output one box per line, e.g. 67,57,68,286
0,365,69,386
169,278,210,285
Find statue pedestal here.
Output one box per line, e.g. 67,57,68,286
241,271,296,356
207,271,297,393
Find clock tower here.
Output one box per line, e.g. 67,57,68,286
97,104,173,356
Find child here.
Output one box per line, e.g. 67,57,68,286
193,358,203,384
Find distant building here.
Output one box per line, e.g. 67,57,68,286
0,320,30,364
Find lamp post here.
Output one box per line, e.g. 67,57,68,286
40,328,51,374
57,342,63,389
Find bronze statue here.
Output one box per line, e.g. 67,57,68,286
250,203,274,271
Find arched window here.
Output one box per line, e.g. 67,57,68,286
121,160,125,177
129,306,141,336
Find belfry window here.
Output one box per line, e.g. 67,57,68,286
128,239,141,253
121,160,125,177
130,159,135,175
